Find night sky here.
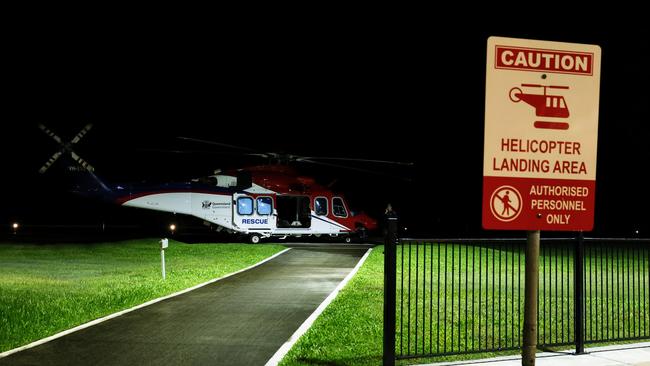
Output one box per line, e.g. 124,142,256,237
3,19,649,238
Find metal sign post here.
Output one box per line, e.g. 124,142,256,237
523,230,540,365
574,232,586,354
160,238,169,280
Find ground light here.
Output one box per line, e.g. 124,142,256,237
169,224,176,235
12,222,19,235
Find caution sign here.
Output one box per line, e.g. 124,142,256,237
483,37,601,231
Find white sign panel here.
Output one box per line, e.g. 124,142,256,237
483,36,601,231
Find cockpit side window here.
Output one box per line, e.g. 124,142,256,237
237,197,253,215
315,197,328,216
257,197,273,215
332,197,348,218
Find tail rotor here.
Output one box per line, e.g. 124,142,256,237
38,123,95,173
38,123,110,192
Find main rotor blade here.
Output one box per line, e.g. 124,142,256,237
299,159,412,181
38,149,64,174
177,137,261,153
38,124,64,145
137,148,270,161
70,123,93,144
138,148,267,157
296,156,414,166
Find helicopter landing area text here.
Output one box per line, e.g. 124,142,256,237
493,158,587,175
491,137,587,176
501,138,581,155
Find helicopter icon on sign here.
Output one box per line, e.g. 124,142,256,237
509,84,570,130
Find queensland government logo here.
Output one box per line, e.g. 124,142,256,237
202,201,231,209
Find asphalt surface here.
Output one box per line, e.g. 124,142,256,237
1,245,370,366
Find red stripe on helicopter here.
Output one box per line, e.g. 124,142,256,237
495,45,593,76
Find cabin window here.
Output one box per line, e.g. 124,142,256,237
332,197,348,218
257,197,273,215
315,197,328,216
237,197,253,215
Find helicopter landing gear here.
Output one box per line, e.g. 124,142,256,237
249,234,261,244
356,227,368,244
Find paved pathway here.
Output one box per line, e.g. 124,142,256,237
1,246,368,366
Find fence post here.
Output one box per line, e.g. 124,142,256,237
574,231,585,354
383,216,398,366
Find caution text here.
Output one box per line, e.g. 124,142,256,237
495,46,593,75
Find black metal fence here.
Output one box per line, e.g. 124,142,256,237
386,235,650,360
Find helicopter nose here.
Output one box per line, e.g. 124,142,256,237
365,216,378,230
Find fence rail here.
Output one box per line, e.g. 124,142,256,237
391,236,650,360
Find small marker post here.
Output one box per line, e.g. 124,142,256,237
160,238,169,280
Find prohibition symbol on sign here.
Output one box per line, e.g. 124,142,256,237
490,186,522,222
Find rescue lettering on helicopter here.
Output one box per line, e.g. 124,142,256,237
495,46,593,76
242,218,269,225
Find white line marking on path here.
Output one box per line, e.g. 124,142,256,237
265,248,373,366
0,247,292,359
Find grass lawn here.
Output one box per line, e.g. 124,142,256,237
395,242,649,358
281,243,650,366
280,247,384,366
0,239,285,353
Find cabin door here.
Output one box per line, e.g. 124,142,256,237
276,195,311,228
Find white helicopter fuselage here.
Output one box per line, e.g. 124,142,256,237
37,124,380,242
119,174,355,239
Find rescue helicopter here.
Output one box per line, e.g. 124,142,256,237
37,124,412,243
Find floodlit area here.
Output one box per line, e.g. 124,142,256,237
0,240,284,353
